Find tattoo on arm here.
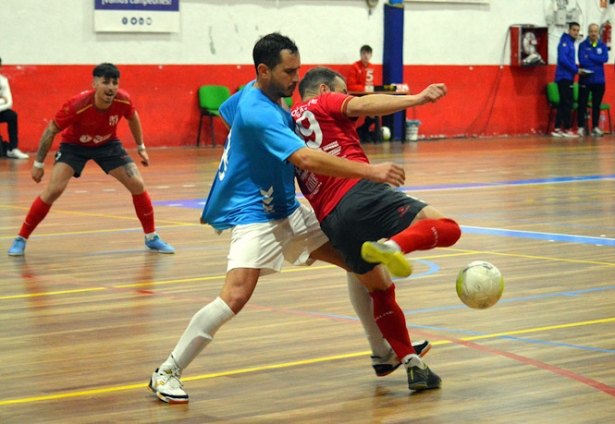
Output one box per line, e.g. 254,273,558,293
36,124,59,163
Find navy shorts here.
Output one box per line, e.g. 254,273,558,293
55,140,134,178
320,179,427,275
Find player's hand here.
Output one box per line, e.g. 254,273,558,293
421,83,447,104
31,167,44,183
138,149,150,167
368,163,406,187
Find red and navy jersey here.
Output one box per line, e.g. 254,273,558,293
291,91,369,222
53,89,136,146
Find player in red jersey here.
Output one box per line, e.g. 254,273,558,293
346,45,380,143
7,63,174,256
291,66,462,390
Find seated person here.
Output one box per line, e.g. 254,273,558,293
0,57,29,159
347,45,380,143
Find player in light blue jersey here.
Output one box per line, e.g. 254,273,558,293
148,33,417,404
201,80,303,230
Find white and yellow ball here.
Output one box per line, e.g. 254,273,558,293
381,126,391,141
456,261,504,309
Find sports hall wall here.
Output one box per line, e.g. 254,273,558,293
2,0,614,150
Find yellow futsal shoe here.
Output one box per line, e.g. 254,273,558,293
361,241,412,278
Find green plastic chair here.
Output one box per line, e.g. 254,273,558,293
586,91,612,134
546,82,579,134
197,85,231,147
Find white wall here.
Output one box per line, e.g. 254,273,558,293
1,0,614,65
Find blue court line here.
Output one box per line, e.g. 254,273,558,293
405,259,440,279
497,336,615,354
460,225,615,246
152,174,615,209
298,285,615,354
402,174,615,192
403,285,615,316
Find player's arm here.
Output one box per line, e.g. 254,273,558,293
127,111,149,166
344,83,447,117
288,147,405,187
31,121,62,183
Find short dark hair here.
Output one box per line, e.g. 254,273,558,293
360,45,373,54
93,63,120,79
299,67,345,99
569,22,580,29
252,33,299,74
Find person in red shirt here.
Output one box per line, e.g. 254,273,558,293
7,63,174,256
346,45,381,143
347,45,375,91
292,67,461,391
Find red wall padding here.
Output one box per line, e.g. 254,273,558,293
2,63,612,152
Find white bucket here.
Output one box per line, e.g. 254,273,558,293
405,120,421,142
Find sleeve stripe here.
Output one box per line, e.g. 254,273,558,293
340,95,353,117
75,104,93,115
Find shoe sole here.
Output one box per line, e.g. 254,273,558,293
374,341,432,377
407,366,442,391
8,252,25,257
361,243,412,278
148,378,189,404
146,247,175,254
408,380,442,391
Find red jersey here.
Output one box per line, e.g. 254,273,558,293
346,60,375,91
291,91,369,222
53,89,136,146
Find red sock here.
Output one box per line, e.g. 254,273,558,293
18,196,52,239
370,284,415,360
132,191,156,234
391,218,461,254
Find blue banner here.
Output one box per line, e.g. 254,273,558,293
94,0,180,32
95,0,179,11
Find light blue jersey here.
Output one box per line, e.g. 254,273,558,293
218,80,255,127
201,84,306,231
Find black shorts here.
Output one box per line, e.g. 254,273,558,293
320,179,428,275
55,140,134,178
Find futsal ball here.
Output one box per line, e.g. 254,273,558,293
456,261,504,310
381,126,391,141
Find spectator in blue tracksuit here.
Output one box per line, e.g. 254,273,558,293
553,22,581,137
577,23,609,137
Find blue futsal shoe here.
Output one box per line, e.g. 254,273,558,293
145,235,175,254
8,236,27,256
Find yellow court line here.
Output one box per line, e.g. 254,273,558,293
0,204,194,227
430,317,615,343
0,225,195,241
445,247,615,267
1,318,613,406
2,248,613,299
0,287,106,300
117,265,339,288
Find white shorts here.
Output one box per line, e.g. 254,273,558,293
227,204,329,275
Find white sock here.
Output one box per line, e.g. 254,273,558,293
160,354,181,375
168,296,235,370
145,232,157,241
383,239,402,251
346,272,391,358
403,354,425,369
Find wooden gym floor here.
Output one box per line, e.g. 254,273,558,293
0,136,614,423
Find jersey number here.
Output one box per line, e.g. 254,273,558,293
294,110,323,149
